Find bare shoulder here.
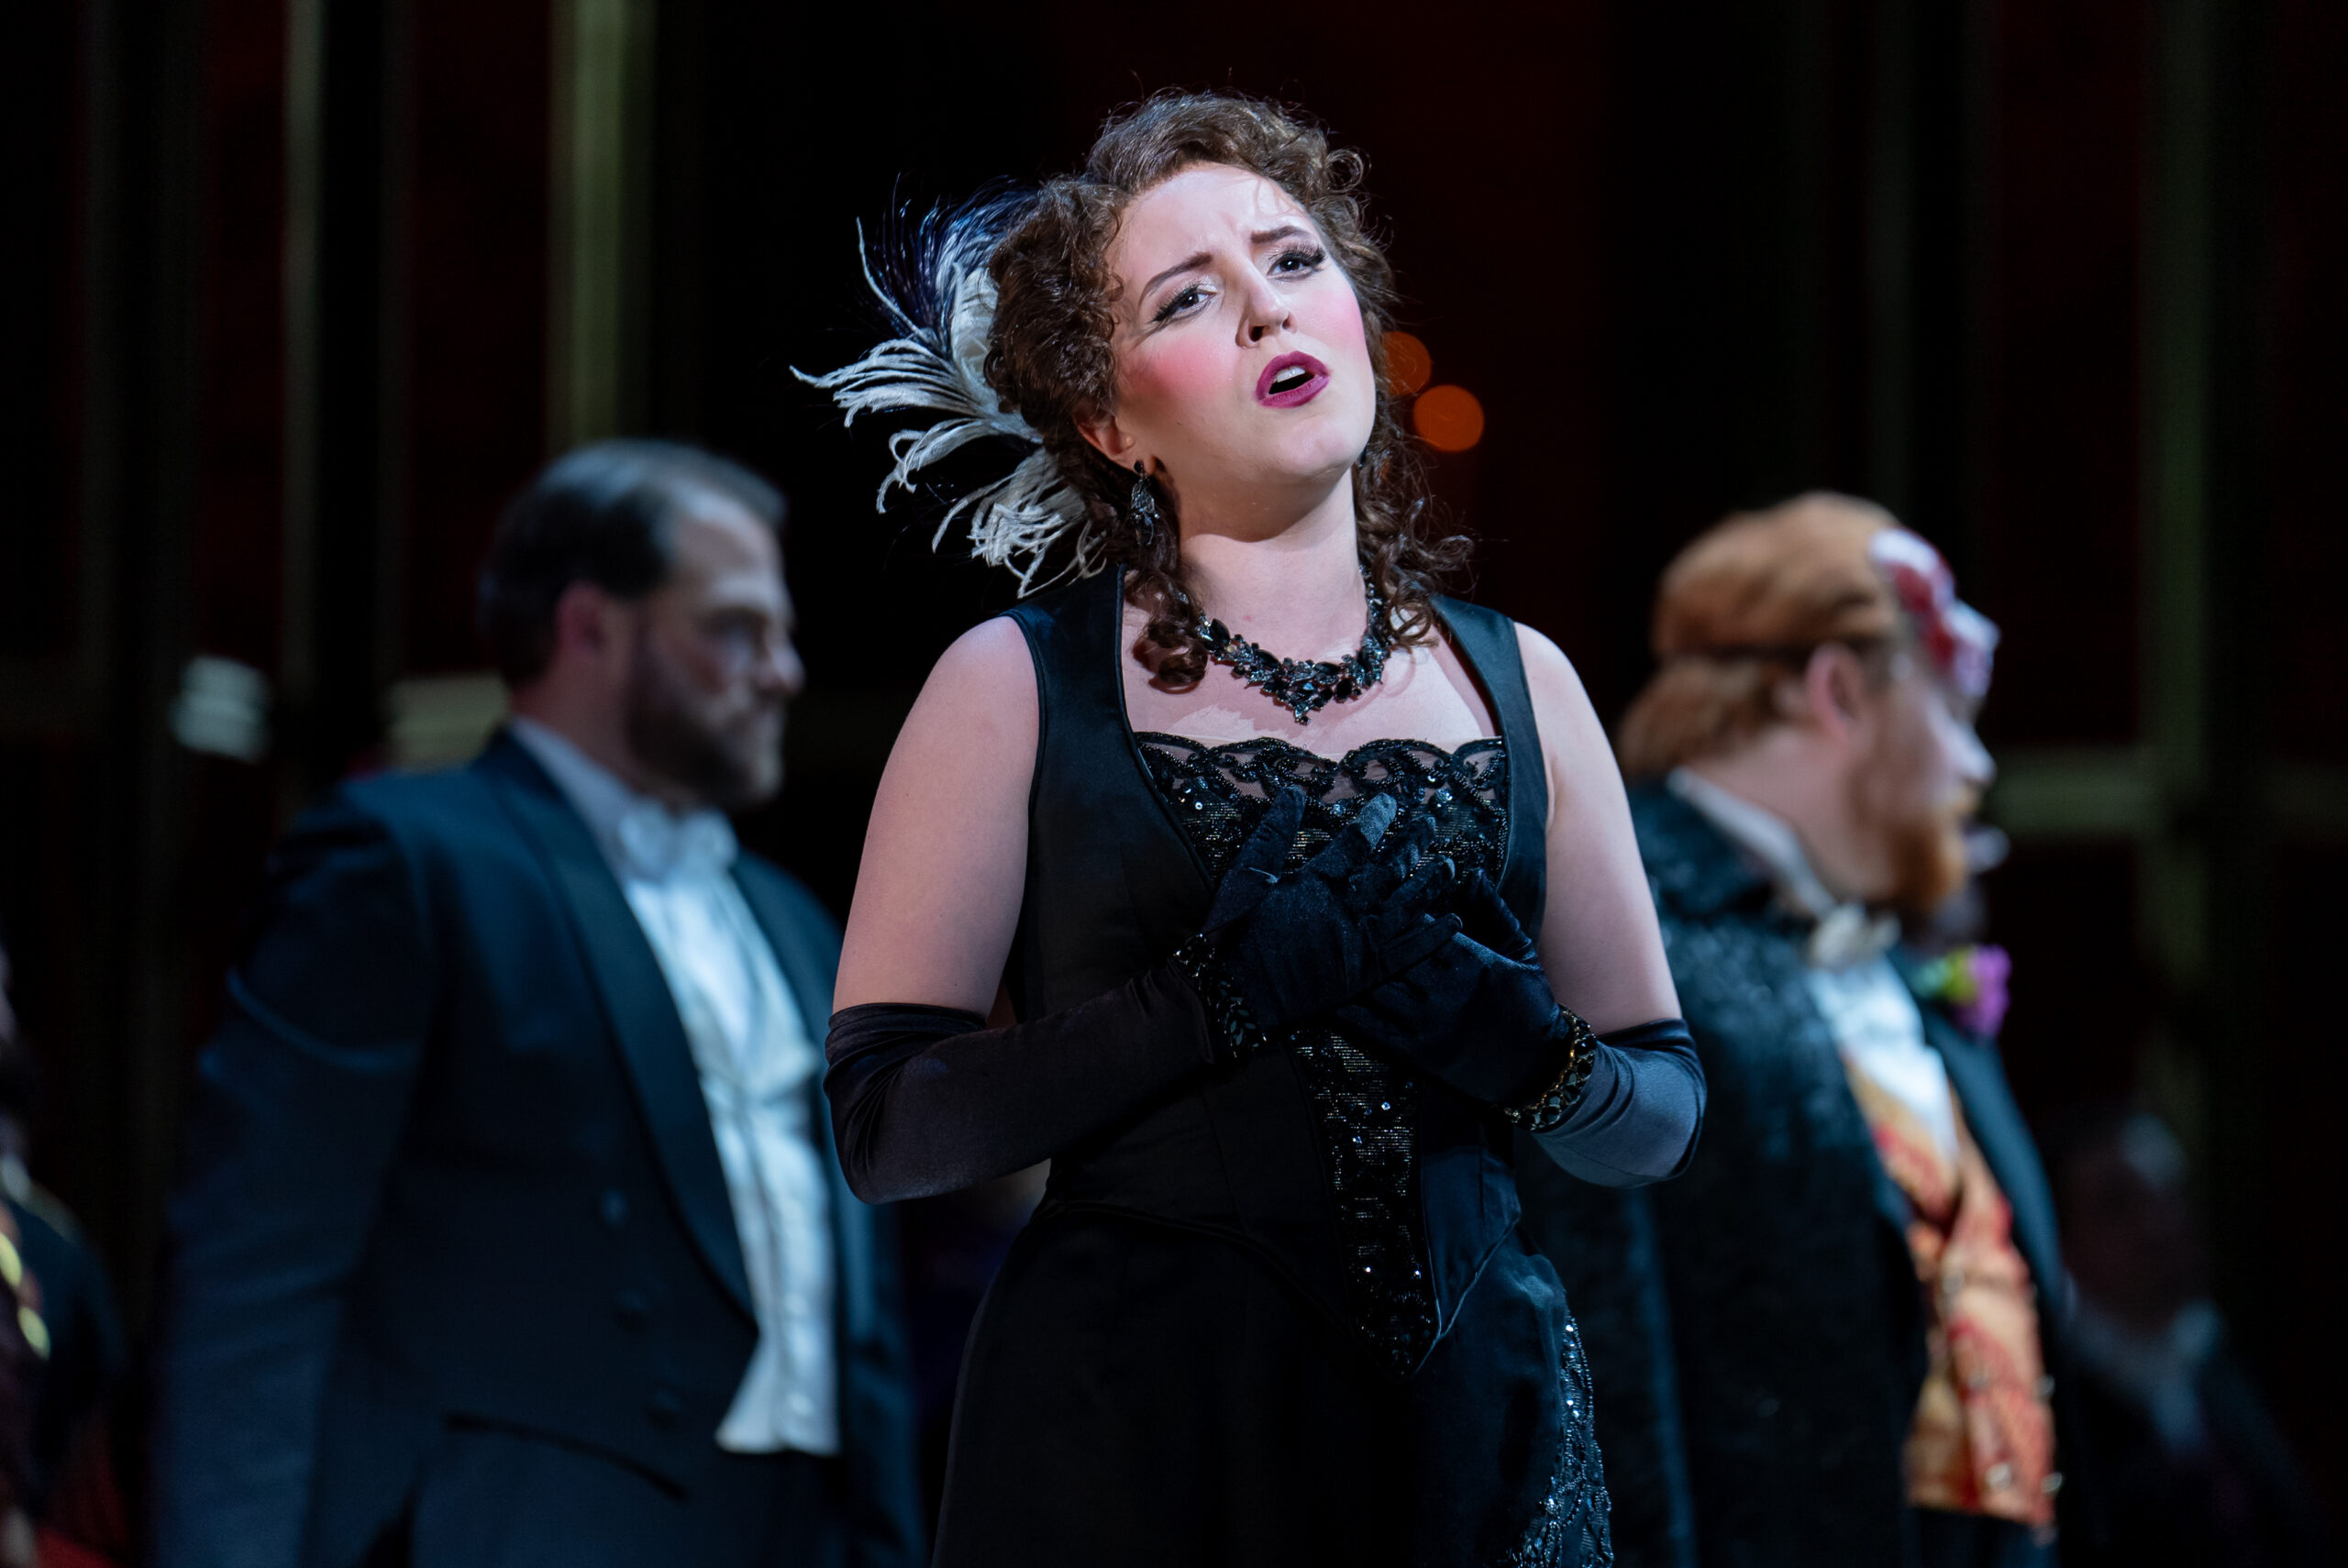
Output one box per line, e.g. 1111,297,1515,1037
937,613,1035,677
1511,621,1585,701
925,615,1036,718
836,615,1037,1010
1510,621,1608,758
891,615,1038,762
1511,623,1678,1021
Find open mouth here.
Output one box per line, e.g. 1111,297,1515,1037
1257,352,1331,407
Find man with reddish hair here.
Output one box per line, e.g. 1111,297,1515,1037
1520,494,2092,1567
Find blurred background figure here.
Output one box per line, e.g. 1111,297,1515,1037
149,444,922,1568
0,1200,43,1568
0,925,128,1567
1521,495,2087,1568
2050,1109,2332,1568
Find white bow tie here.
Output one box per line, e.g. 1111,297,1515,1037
1804,902,1903,971
615,802,737,882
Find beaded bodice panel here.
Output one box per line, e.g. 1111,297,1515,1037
1135,732,1511,1375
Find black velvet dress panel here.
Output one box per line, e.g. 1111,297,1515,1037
930,573,1609,1568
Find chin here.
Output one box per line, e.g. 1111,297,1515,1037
729,735,785,808
703,758,781,814
1260,413,1373,491
1888,816,1972,917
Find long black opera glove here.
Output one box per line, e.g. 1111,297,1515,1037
1531,1016,1704,1188
1194,787,1461,1035
825,969,1209,1206
1333,870,1706,1187
824,790,1462,1206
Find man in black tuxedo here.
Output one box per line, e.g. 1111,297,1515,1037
152,442,923,1568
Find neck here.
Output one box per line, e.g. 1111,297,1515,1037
1176,475,1366,660
510,685,695,810
1684,732,1886,904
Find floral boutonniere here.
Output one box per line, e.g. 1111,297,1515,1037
1913,944,2011,1038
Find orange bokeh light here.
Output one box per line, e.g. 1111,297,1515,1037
1382,330,1432,396
1412,384,1485,452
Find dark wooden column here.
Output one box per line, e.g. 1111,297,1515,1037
36,0,206,1309
280,0,413,799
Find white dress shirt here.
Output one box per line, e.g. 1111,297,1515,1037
1668,767,1962,1165
512,719,839,1455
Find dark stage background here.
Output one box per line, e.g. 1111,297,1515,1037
3,0,2343,1532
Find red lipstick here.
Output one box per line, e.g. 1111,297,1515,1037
1256,351,1331,407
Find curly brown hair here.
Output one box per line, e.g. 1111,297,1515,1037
1615,493,1906,779
983,91,1470,684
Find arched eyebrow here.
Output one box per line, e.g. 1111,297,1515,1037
1141,251,1213,301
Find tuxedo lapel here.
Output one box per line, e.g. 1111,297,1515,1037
730,863,878,1347
478,735,757,1322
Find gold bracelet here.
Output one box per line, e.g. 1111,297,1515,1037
1500,1011,1599,1133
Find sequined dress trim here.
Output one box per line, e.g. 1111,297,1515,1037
1507,1319,1614,1566
1134,733,1508,1375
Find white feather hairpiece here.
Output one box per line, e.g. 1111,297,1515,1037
795,192,1104,595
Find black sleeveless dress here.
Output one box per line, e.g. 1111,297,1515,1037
932,571,1611,1568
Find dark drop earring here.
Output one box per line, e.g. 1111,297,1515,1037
1129,461,1161,547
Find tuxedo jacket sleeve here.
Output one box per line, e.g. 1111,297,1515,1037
151,794,437,1568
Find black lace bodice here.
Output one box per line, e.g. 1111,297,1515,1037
1135,734,1510,874
1135,733,1511,1375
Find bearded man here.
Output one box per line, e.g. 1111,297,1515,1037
1517,494,2093,1568
152,444,923,1568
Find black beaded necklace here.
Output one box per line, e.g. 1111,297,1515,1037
1201,571,1395,723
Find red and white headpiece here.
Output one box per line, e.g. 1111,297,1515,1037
1866,528,1999,701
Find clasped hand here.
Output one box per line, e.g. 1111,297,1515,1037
1199,788,1459,1034
1202,788,1573,1108
1332,870,1577,1108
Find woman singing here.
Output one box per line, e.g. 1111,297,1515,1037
807,93,1703,1567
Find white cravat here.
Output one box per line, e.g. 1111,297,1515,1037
512,720,839,1455
1668,768,1961,1165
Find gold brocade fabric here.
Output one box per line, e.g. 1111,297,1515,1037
1843,1064,2058,1527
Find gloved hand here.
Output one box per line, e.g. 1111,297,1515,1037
1331,868,1587,1109
1198,787,1462,1035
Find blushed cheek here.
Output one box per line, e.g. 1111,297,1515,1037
1302,283,1368,359
1121,336,1230,430
1304,287,1377,436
